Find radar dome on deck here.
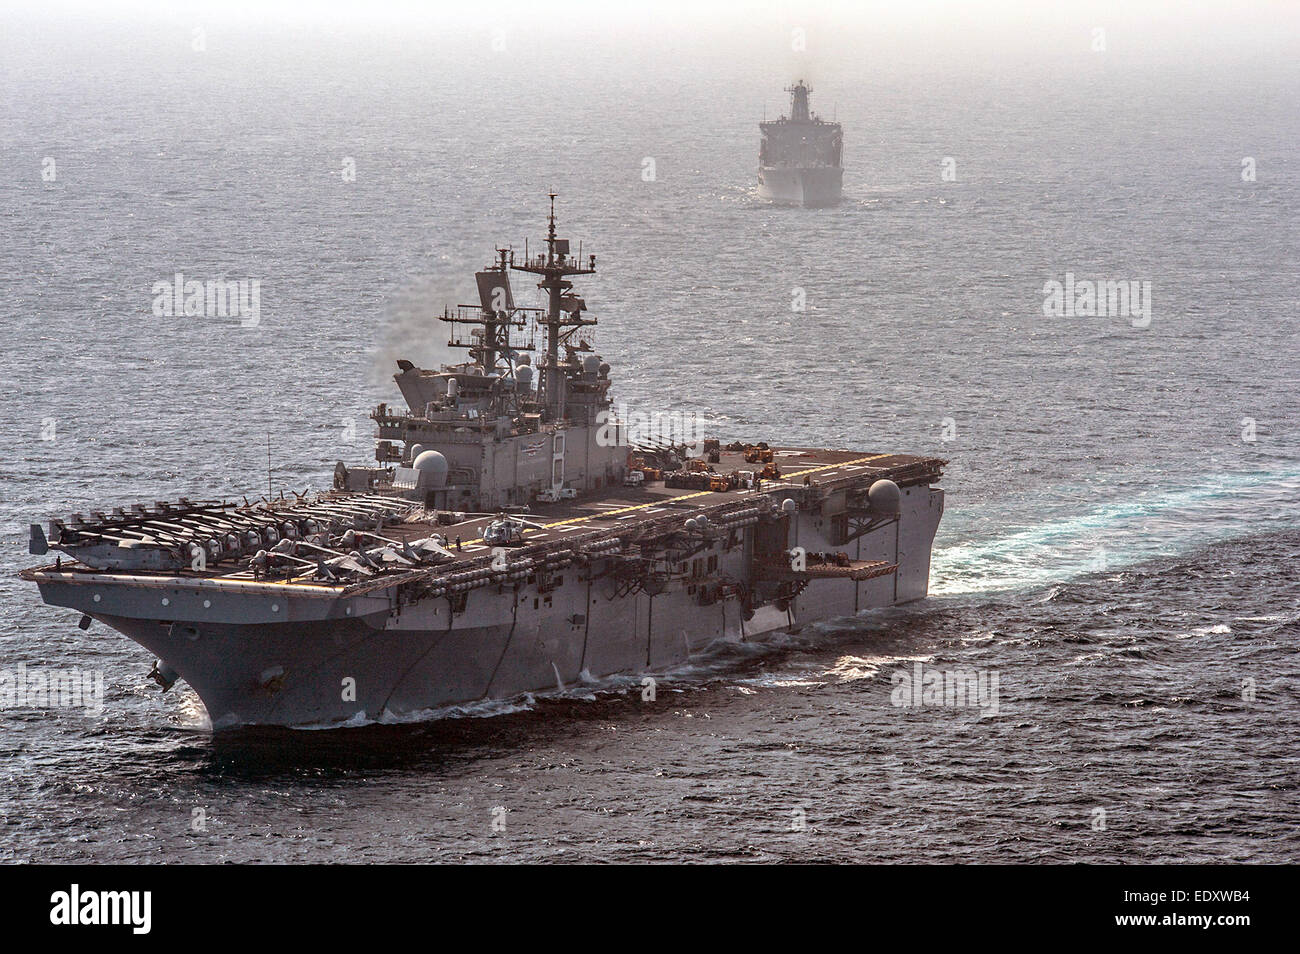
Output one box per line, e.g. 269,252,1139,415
868,479,900,514
517,354,531,366
583,355,600,373
413,450,450,488
515,365,534,388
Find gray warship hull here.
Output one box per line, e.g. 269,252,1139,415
757,165,843,207
27,452,943,728
23,199,945,731
757,81,843,207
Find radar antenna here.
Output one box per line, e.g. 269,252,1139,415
510,194,598,422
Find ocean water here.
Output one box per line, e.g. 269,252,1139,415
1,5,1298,862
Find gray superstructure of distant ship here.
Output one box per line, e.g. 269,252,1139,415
758,80,843,207
23,196,943,729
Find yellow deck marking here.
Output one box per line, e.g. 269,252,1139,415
541,490,714,529
77,456,910,587
776,453,892,481
458,454,894,548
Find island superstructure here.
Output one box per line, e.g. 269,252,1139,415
22,197,943,729
758,80,844,206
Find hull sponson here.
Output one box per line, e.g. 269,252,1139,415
757,166,843,207
30,482,943,728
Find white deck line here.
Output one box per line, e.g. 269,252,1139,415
27,569,346,597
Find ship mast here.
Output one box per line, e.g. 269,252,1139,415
478,247,508,372
441,247,537,375
510,193,597,422
786,80,812,122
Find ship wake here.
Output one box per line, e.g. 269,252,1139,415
930,468,1300,597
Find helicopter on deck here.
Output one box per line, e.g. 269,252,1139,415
481,512,547,547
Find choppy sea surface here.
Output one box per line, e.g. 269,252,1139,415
1,9,1297,862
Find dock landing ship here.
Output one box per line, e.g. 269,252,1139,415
22,197,944,729
758,80,843,207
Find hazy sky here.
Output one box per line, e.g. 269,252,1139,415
5,0,1297,82
8,0,1299,37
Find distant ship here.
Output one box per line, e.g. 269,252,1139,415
23,196,944,729
758,80,843,207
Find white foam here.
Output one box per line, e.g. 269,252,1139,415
822,653,933,682
931,468,1300,596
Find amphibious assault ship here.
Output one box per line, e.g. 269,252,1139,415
22,197,944,729
758,81,843,206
